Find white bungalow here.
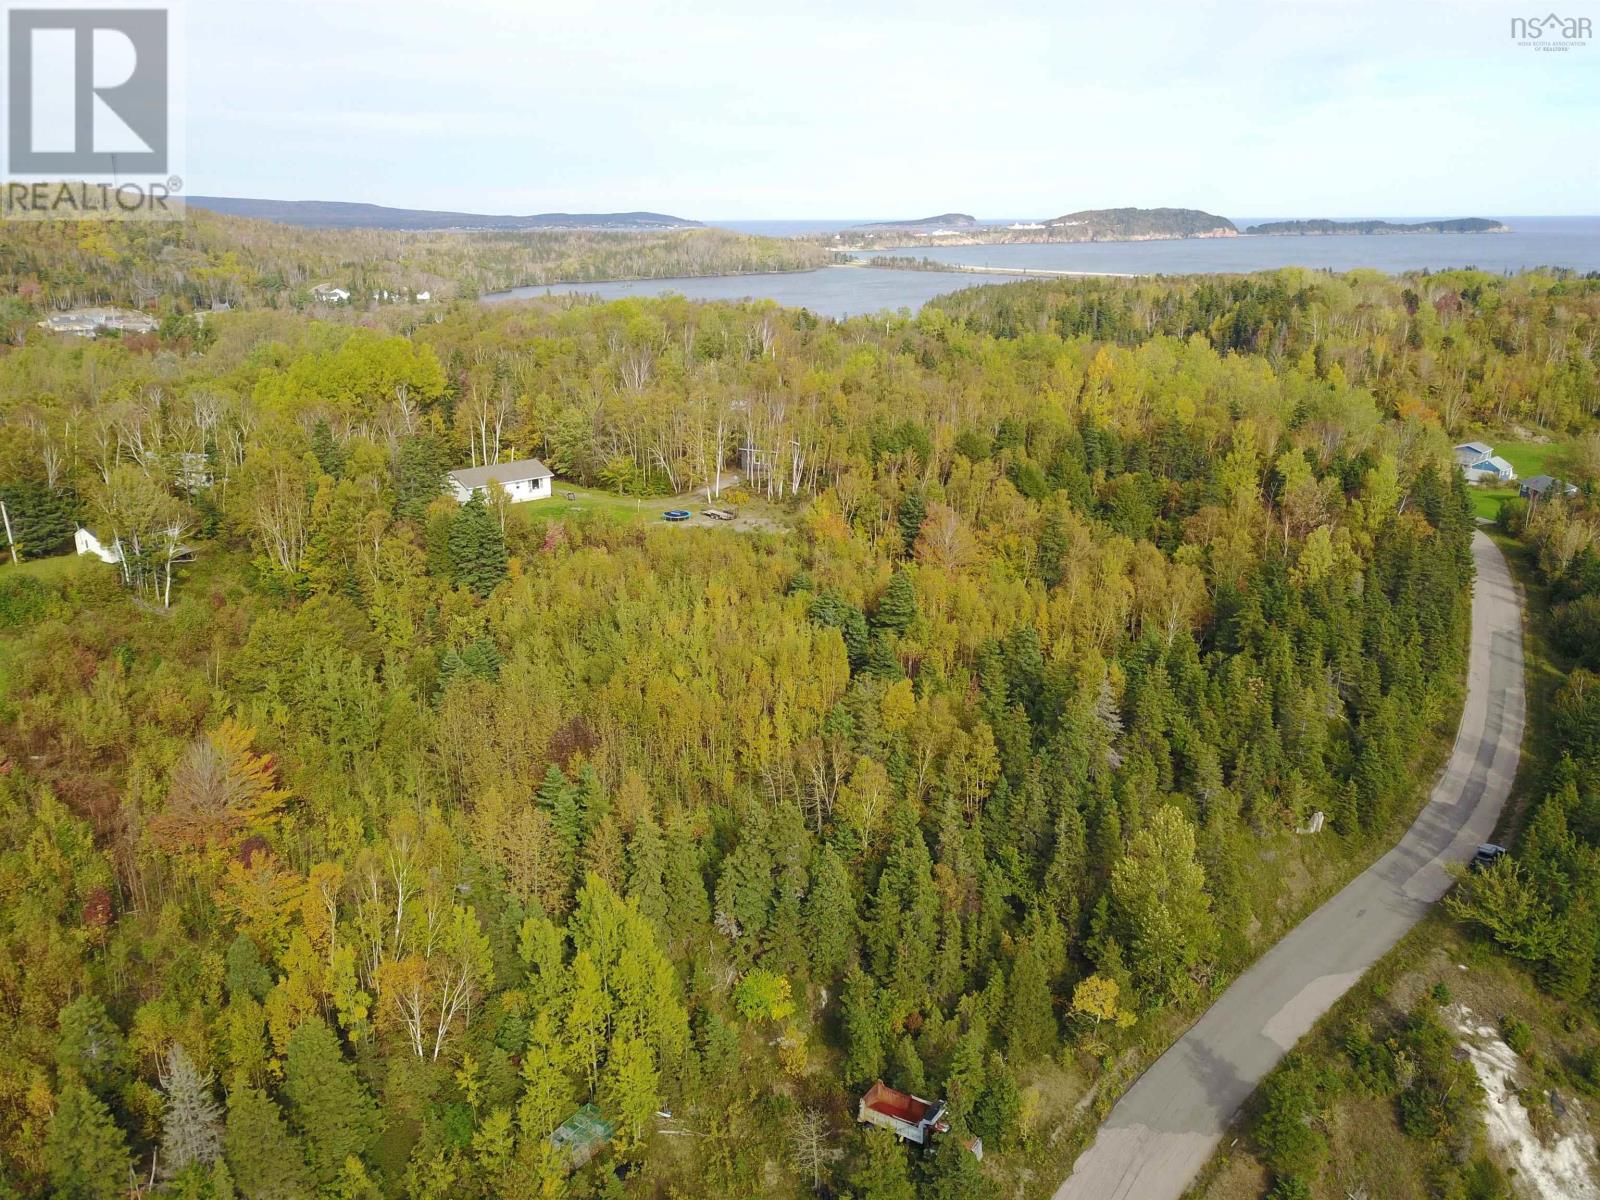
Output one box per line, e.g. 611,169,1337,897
1453,442,1516,484
447,457,554,504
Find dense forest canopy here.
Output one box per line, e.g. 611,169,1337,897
0,211,833,328
0,264,1592,1199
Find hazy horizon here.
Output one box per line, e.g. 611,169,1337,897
188,0,1599,219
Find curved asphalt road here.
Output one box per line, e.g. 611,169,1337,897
1056,530,1525,1200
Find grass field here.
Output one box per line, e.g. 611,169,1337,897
1464,438,1565,521
0,552,94,584
513,482,791,533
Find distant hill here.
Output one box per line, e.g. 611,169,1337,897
186,196,702,232
1244,217,1510,236
1050,207,1238,239
857,213,980,230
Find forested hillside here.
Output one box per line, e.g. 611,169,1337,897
0,211,832,329
0,268,1584,1199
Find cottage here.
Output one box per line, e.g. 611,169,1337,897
310,284,351,304
857,1081,983,1159
1520,474,1579,503
1453,442,1517,484
447,456,554,504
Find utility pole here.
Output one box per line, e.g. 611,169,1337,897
0,499,16,565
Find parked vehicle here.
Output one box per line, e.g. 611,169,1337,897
1470,843,1508,871
703,508,737,521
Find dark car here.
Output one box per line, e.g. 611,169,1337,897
1469,844,1508,871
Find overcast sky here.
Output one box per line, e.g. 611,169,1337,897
186,0,1600,219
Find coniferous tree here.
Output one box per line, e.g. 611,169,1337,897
922,1135,986,1200
158,1044,224,1179
393,434,448,521
841,967,886,1086
872,571,918,635
625,812,669,930
54,996,127,1096
43,1081,131,1200
848,1128,915,1200
898,491,927,558
803,844,857,981
662,814,711,950
282,1018,379,1186
223,1084,312,1200
447,493,508,597
1004,939,1056,1063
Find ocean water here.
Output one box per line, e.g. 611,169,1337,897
856,216,1600,276
484,216,1600,318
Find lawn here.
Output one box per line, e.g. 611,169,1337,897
0,551,94,584
512,482,792,533
1464,437,1565,521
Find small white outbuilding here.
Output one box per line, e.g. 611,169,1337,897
74,527,122,564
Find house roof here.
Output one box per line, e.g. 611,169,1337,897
1523,474,1576,496
1455,441,1494,457
448,456,553,490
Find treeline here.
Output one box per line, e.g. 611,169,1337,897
0,280,1489,1199
932,269,1600,432
1449,481,1600,1000
0,209,831,332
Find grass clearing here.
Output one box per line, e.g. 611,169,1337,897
512,481,794,533
1463,436,1568,522
0,551,92,584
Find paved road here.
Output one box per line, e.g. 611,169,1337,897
1056,530,1525,1200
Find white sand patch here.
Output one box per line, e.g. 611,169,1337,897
1450,1004,1600,1199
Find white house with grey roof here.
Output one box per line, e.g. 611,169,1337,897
447,457,554,504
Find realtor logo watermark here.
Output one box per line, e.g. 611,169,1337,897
2,0,183,219
1511,12,1592,50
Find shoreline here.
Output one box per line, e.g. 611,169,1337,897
846,259,1138,279
481,263,830,300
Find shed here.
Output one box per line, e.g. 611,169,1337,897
549,1104,614,1170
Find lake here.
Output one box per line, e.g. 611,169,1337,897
483,216,1600,319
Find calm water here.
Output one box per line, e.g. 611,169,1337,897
484,216,1600,318
482,267,1035,319
860,216,1600,276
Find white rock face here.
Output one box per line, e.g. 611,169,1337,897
1451,1004,1600,1199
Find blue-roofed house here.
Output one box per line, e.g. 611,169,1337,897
1454,442,1517,484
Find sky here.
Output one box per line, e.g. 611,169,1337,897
184,0,1600,219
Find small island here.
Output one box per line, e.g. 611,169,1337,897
839,206,1238,248
1244,217,1510,236
857,213,981,231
